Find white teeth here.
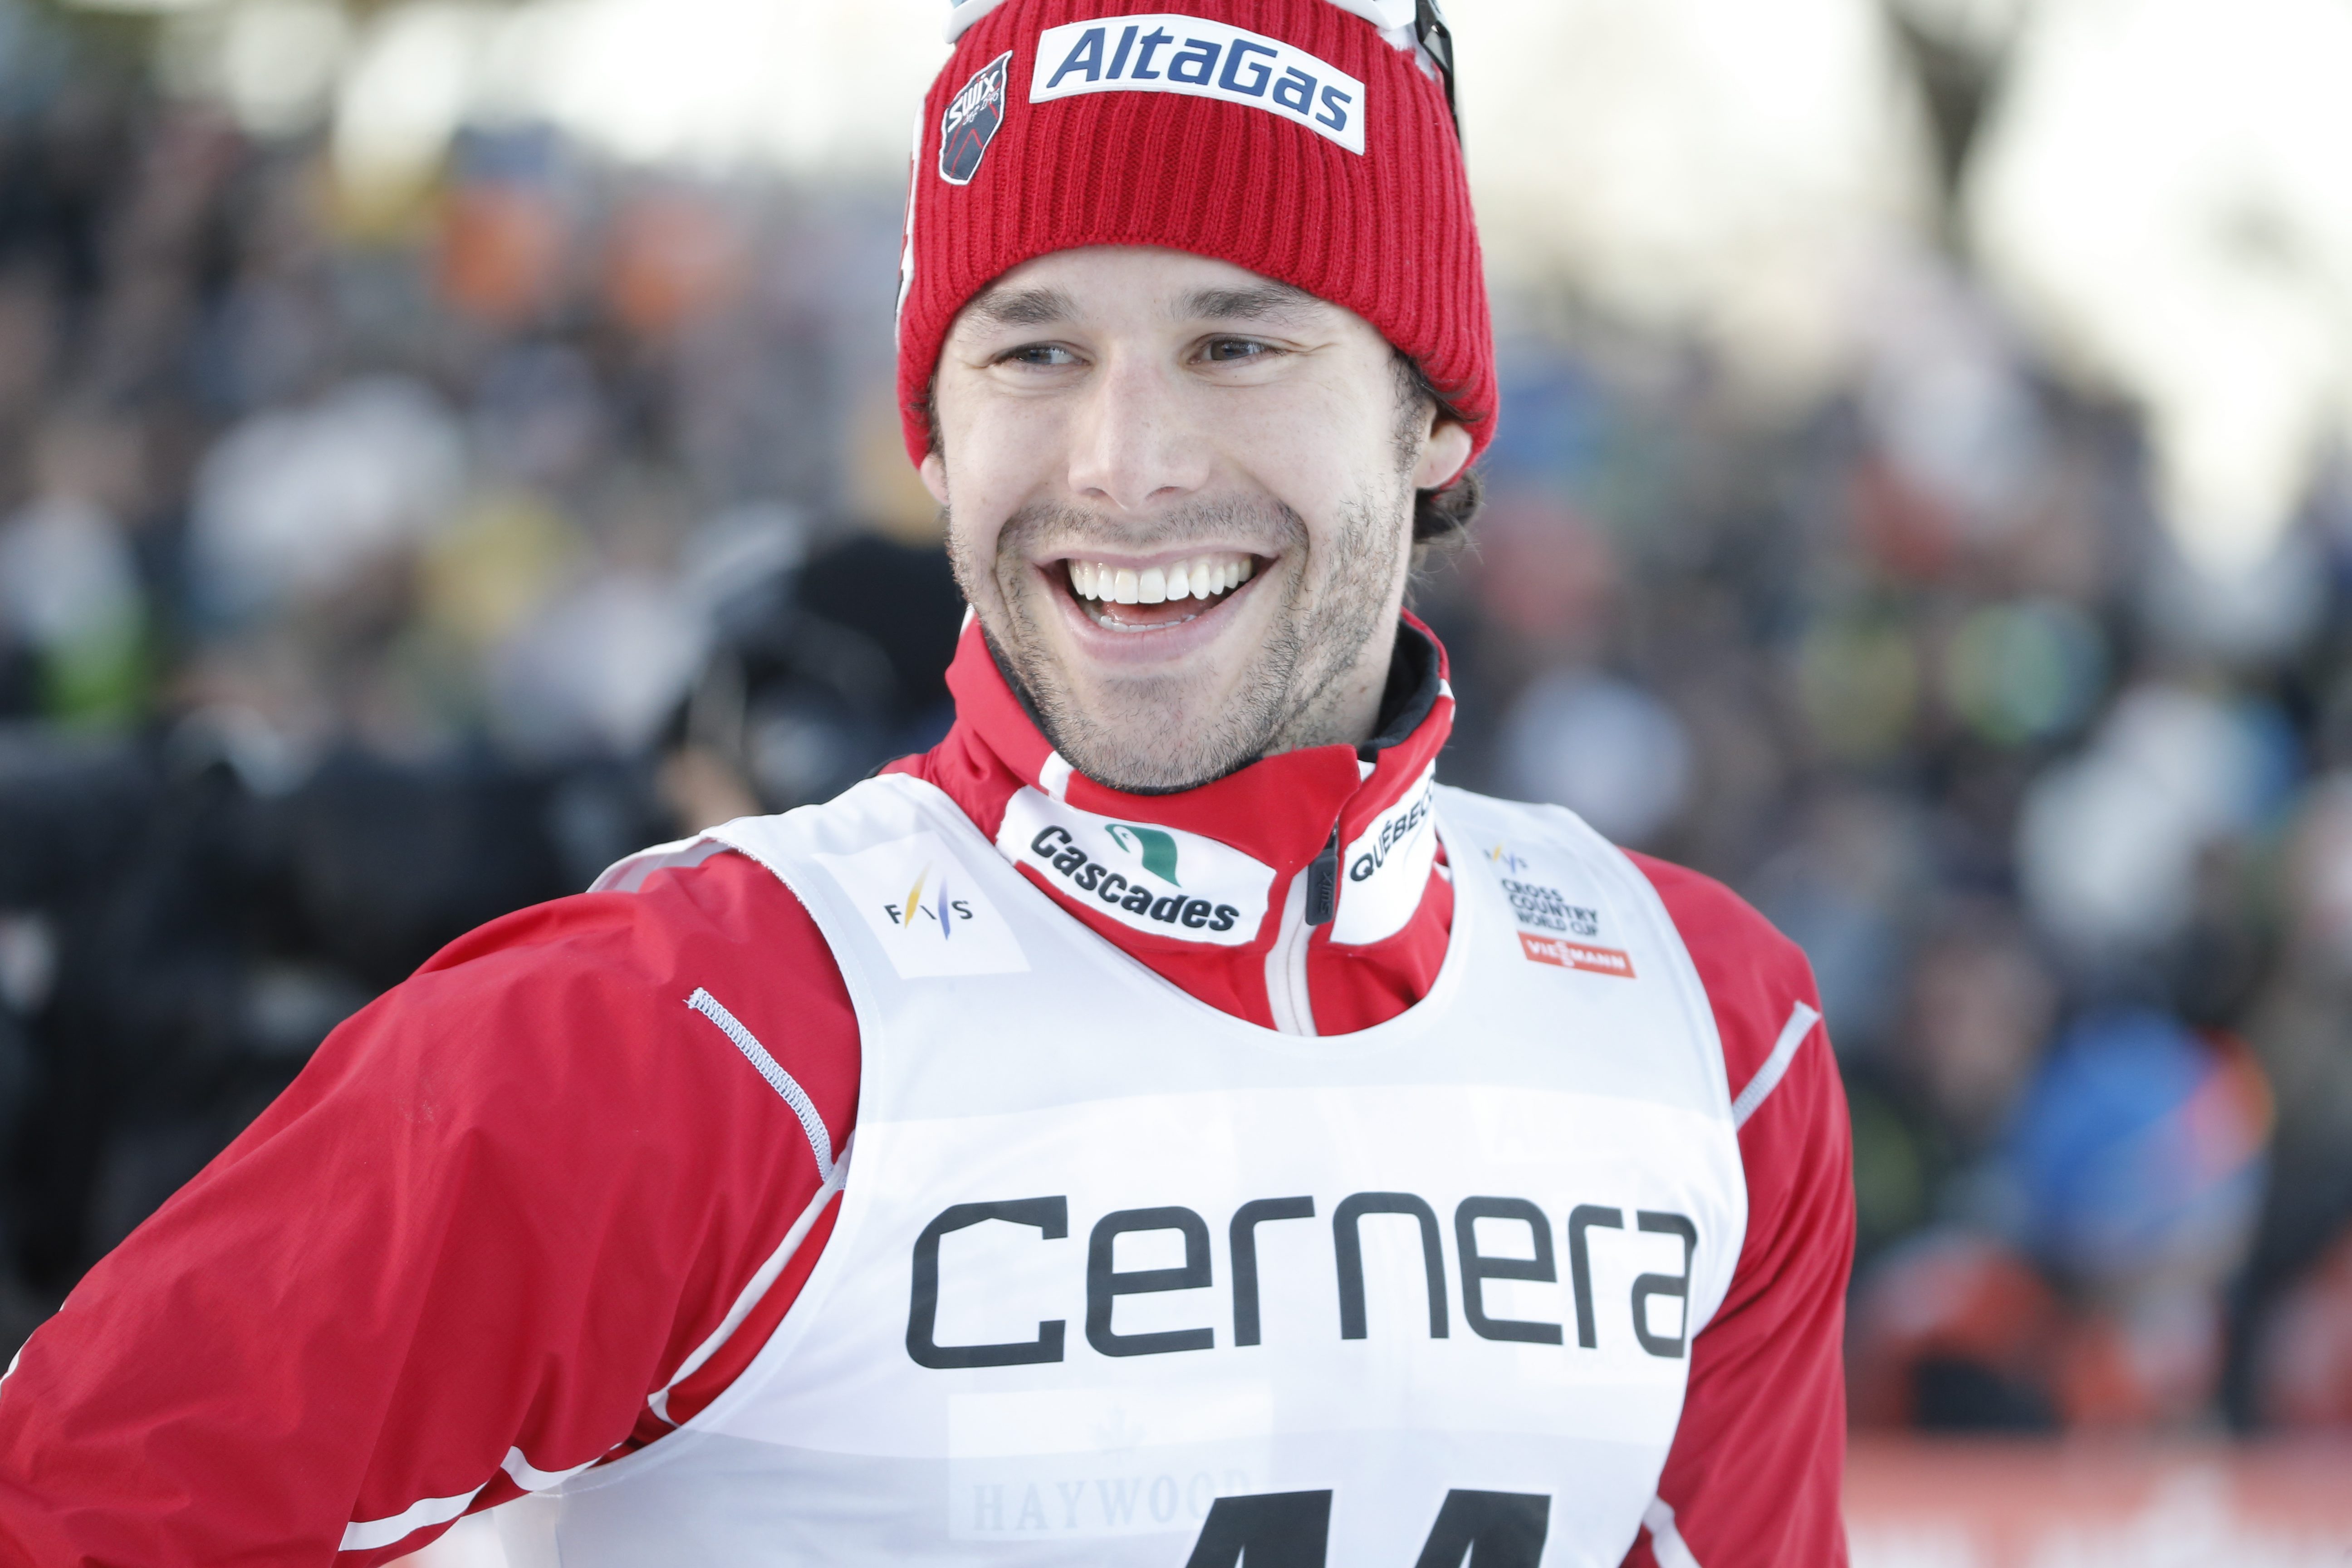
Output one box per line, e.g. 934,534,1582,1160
1070,554,1256,613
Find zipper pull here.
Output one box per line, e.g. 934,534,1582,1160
1304,826,1341,927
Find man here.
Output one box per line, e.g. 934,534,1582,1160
0,1,1852,1563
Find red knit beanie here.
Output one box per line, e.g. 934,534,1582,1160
895,0,1494,469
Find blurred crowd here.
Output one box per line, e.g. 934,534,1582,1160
1416,271,2352,1436
0,15,961,1330
4,2,2352,1440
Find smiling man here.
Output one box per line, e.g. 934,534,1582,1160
0,3,1852,1565
928,255,1470,797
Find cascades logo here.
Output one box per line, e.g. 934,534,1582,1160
996,788,1273,947
1490,843,1636,979
1103,823,1182,887
816,833,1028,979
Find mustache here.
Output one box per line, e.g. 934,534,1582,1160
994,495,1307,561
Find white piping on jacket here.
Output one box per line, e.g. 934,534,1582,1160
338,1449,596,1552
686,988,835,1181
1263,873,1317,1036
1730,1001,1822,1130
1641,1494,1705,1568
647,1142,853,1426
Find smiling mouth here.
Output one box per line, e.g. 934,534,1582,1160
1061,552,1260,632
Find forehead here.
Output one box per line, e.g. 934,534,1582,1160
951,245,1359,337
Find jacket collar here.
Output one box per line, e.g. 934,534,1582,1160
918,611,1454,954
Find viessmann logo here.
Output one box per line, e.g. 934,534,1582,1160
997,788,1273,947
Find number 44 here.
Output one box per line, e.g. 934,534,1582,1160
1186,1489,1548,1566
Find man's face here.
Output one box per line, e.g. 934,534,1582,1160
923,246,1471,794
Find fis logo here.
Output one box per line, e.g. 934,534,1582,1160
883,864,977,939
996,787,1273,947
941,49,1013,184
817,831,1028,980
1029,15,1367,155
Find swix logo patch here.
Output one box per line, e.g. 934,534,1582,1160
940,50,1014,185
1331,764,1438,947
1029,15,1367,155
1490,843,1636,979
997,788,1273,947
815,832,1029,979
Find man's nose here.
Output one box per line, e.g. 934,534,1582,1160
1063,351,1211,513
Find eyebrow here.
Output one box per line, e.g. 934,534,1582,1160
1177,282,1326,324
964,284,1082,328
958,278,1330,333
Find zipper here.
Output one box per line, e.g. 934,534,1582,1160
1304,826,1341,927
1264,826,1341,1036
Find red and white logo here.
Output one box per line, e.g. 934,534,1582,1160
940,50,1014,185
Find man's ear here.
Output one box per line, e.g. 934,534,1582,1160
919,452,951,507
1414,419,1473,492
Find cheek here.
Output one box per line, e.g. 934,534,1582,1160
943,393,1067,518
1227,382,1401,520
943,506,1001,598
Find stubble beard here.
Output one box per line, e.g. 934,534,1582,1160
948,482,1411,794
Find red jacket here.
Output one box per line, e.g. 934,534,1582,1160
0,617,1852,1566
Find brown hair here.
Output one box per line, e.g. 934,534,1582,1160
1395,351,1485,546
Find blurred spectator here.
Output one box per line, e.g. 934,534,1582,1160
1497,669,1693,846
2004,1011,2271,1427
2254,1226,2352,1429
1855,1013,2273,1432
1850,1229,2063,1430
1901,907,2057,1152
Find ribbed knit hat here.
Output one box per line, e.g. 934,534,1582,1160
895,0,1493,469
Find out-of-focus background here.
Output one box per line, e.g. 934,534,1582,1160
0,0,2349,1559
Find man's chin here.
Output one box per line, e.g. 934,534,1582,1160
1040,674,1267,794
978,590,1294,793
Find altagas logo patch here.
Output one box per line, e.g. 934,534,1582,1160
1028,15,1367,154
996,788,1273,946
940,49,1013,185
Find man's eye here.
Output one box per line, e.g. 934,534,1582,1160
1202,338,1274,363
1001,343,1079,367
